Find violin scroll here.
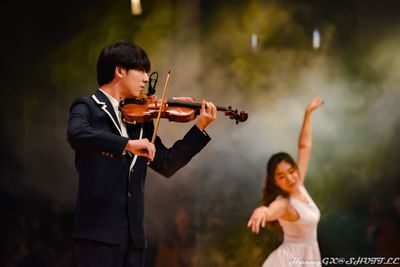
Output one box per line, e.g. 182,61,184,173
225,106,248,124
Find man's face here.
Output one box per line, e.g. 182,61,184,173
121,69,149,99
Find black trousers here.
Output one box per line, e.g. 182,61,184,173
74,236,145,267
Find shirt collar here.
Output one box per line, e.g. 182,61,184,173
99,88,120,113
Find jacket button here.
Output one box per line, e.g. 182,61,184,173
128,192,132,198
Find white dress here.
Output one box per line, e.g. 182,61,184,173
262,185,321,267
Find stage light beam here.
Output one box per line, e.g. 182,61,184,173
251,33,258,52
131,0,142,15
312,28,321,50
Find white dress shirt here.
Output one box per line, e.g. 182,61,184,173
99,89,129,138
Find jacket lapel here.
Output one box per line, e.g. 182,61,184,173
92,89,123,135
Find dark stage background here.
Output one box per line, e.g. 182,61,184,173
1,0,399,266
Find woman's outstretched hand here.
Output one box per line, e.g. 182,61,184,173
306,95,324,113
247,206,268,234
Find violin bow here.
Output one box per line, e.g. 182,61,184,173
150,70,172,145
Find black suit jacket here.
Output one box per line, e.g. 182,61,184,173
67,90,210,248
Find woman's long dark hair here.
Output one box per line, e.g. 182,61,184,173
261,152,298,229
260,152,298,237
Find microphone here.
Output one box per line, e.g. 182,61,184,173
147,71,159,96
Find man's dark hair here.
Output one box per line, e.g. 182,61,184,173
96,39,151,86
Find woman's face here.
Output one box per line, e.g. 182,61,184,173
274,161,300,194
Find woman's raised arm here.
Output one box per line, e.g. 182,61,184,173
297,95,324,184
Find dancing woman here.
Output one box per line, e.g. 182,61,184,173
247,95,324,267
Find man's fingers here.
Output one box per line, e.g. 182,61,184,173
146,142,156,161
202,101,216,117
201,100,206,115
150,145,155,160
206,102,212,115
210,102,217,118
136,139,156,160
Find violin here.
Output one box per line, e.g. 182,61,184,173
120,70,247,149
119,96,248,124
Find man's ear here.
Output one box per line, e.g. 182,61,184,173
115,66,125,79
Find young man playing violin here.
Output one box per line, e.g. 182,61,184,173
67,39,216,267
